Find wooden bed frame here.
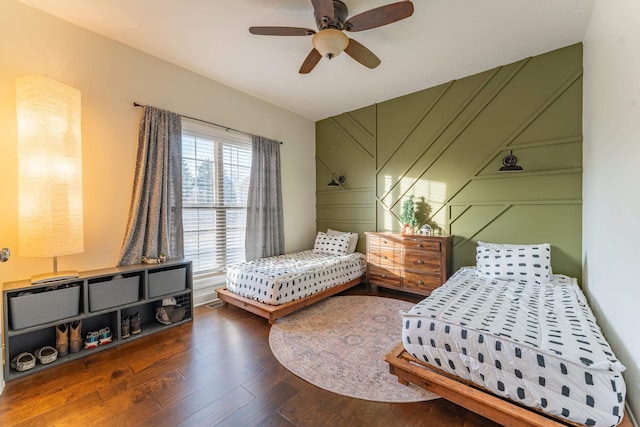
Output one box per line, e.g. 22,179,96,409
385,343,632,427
216,275,365,324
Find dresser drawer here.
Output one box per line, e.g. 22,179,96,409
367,234,400,249
401,238,441,252
368,247,400,267
368,265,401,287
403,251,441,273
403,271,441,294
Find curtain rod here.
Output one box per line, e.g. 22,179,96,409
133,102,282,144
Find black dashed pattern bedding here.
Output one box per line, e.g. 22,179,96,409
402,267,626,427
226,250,366,305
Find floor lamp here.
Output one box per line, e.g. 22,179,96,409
15,75,84,284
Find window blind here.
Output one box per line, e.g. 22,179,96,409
181,119,251,278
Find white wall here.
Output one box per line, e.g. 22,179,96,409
0,1,316,286
583,0,640,421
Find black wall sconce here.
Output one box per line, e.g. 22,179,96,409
499,150,523,172
327,174,345,187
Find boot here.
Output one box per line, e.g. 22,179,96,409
121,315,130,339
56,323,69,356
131,312,141,335
69,319,83,353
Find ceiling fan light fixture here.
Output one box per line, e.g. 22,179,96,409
312,28,348,59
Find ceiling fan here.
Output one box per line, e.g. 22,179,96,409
249,0,414,74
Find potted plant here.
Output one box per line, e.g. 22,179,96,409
399,195,418,234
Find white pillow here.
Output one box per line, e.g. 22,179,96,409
476,242,552,284
478,241,548,250
327,228,359,254
477,241,553,275
313,232,350,256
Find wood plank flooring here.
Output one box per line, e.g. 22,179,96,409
0,284,501,427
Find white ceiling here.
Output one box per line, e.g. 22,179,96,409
19,0,594,121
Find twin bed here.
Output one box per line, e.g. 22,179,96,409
217,230,366,324
387,242,629,427
219,235,629,426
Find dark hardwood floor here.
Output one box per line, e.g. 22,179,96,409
0,284,502,427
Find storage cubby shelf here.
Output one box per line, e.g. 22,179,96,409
2,259,193,382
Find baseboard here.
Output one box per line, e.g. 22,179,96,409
627,403,638,427
193,289,221,307
205,299,223,309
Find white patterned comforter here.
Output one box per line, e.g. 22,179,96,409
226,250,366,305
402,267,626,427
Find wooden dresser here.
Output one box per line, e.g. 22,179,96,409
365,232,453,296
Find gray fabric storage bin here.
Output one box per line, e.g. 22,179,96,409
89,276,139,312
148,267,186,298
10,285,81,330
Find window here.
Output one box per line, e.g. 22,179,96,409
181,119,251,281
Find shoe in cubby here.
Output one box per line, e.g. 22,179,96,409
56,323,69,356
98,327,112,345
70,320,83,353
131,312,141,335
121,315,130,339
11,352,36,372
84,331,99,349
35,346,58,365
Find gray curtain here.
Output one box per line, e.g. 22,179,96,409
118,106,184,266
245,135,284,260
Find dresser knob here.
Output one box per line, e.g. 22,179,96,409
417,260,424,265
417,280,424,285
381,274,387,278
417,244,424,248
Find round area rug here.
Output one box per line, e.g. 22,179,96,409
269,295,439,403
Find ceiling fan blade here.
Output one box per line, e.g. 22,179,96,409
299,49,322,74
311,0,334,22
345,1,414,32
249,26,316,36
344,38,381,69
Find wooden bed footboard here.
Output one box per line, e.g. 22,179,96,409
384,343,632,427
216,275,365,324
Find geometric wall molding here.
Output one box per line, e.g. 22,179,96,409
317,43,583,276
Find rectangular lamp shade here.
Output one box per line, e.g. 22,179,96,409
16,75,84,258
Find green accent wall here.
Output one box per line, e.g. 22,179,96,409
316,44,583,279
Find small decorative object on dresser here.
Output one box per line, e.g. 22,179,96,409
365,232,453,296
419,224,432,236
399,196,418,234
